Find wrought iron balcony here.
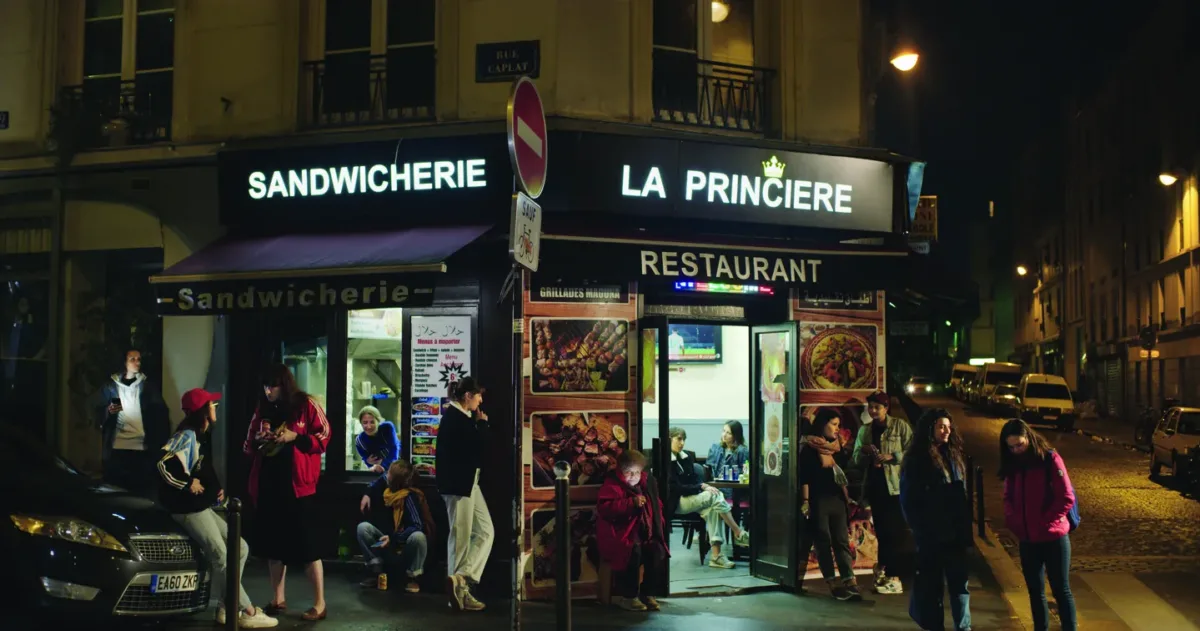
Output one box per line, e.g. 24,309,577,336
53,77,172,151
652,53,773,134
302,51,436,129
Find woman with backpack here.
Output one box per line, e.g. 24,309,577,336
998,419,1078,631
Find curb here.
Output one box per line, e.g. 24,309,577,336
973,523,1032,631
1071,423,1150,453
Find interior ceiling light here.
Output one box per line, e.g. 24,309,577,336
712,1,730,23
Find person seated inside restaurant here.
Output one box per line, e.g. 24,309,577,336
706,420,749,501
667,427,749,569
355,405,401,474
356,460,436,593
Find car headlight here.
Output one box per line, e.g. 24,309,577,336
906,385,915,393
9,515,127,553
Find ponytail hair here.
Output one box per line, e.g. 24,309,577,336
451,377,485,402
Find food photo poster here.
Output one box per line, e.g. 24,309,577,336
409,315,472,477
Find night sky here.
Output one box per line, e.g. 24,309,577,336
875,0,1161,264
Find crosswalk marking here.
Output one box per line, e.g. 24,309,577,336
1079,572,1200,631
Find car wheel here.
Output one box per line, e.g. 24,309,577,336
1151,456,1162,478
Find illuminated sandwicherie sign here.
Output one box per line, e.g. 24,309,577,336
622,155,855,213
247,159,488,199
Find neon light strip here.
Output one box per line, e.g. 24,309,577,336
673,280,775,295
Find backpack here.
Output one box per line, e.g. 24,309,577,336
1043,451,1081,532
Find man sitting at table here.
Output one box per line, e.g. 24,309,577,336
667,427,749,569
356,460,437,592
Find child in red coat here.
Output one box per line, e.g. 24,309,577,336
596,449,669,611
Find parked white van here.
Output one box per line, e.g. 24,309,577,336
973,362,1022,406
949,364,978,400
1017,373,1076,430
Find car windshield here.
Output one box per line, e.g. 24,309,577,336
1025,383,1072,401
1178,413,1200,435
986,371,1022,385
952,370,975,380
995,385,1018,395
909,377,932,384
0,424,81,476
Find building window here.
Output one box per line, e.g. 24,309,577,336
66,0,174,148
652,0,770,132
345,308,404,473
305,0,437,128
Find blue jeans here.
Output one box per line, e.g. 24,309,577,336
910,543,971,631
1019,535,1076,631
356,522,428,577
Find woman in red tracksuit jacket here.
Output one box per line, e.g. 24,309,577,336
244,364,331,622
596,449,669,612
999,419,1077,631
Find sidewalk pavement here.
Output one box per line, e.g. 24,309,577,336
1071,413,1149,452
166,553,1022,631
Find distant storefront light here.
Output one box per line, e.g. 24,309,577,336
673,280,774,296
968,357,995,366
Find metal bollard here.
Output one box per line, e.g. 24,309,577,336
553,462,571,631
226,498,242,631
974,467,985,538
966,455,975,517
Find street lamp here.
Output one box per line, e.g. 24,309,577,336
711,1,730,23
1159,172,1179,186
1016,265,1028,277
890,51,920,72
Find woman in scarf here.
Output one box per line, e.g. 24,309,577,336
356,460,436,593
799,408,860,601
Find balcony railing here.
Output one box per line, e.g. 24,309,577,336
302,51,435,130
652,52,773,134
54,77,172,150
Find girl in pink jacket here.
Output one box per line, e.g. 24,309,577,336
998,420,1077,631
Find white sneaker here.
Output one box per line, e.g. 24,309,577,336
875,577,904,594
239,607,280,628
709,554,735,569
215,607,226,625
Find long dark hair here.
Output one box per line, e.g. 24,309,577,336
260,363,310,423
175,406,211,437
723,420,746,447
904,407,966,479
116,347,141,376
997,419,1054,479
810,408,841,439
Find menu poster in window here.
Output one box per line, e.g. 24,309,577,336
409,315,472,476
349,309,404,340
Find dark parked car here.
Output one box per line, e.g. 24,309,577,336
2,423,210,623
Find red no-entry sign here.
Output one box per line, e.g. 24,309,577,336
507,76,547,199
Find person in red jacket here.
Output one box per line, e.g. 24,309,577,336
243,364,331,622
596,449,668,612
998,419,1077,631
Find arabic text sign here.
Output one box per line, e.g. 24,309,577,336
409,315,473,476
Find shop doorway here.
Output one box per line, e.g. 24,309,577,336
639,317,800,596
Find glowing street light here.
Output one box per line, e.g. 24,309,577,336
890,51,919,72
711,1,730,22
1016,265,1029,277
1159,172,1179,186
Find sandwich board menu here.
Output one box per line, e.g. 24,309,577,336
409,315,472,477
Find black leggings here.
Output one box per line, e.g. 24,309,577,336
614,543,664,599
868,488,906,572
1019,535,1076,631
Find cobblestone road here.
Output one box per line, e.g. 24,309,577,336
925,396,1200,627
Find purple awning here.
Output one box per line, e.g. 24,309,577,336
152,225,491,283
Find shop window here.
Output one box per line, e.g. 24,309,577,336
68,0,174,148
282,329,329,470
652,0,769,132
307,0,436,128
344,308,404,474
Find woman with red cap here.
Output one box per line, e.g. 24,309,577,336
157,388,278,628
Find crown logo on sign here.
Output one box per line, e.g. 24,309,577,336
762,156,786,179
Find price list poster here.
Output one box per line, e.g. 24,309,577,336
408,315,472,479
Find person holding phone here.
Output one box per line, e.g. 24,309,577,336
97,348,169,498
435,377,494,613
852,390,913,595
354,405,400,473
159,389,277,628
243,364,331,622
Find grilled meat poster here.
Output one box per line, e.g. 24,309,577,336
531,318,630,394
530,411,628,488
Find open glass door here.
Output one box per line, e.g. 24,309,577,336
637,316,672,593
748,323,799,587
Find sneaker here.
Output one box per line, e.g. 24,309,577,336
215,607,226,625
844,581,863,601
831,584,854,601
708,555,735,569
447,575,466,611
360,576,380,588
239,608,280,629
640,596,661,611
734,531,751,547
876,577,904,594
616,597,648,611
405,581,420,593
461,590,486,612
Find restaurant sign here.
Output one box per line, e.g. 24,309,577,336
154,275,437,315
